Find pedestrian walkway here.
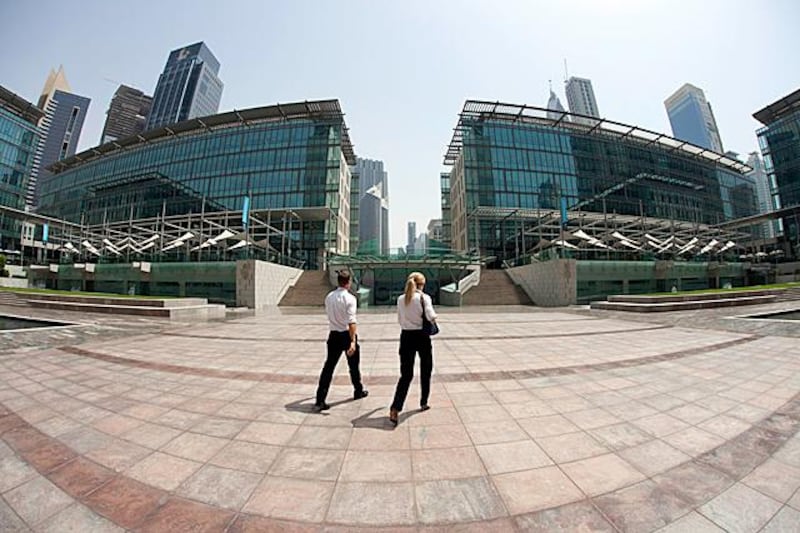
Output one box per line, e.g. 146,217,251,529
1,305,799,531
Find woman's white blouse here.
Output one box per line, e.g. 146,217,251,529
397,291,437,330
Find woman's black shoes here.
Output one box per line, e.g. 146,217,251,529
420,404,430,412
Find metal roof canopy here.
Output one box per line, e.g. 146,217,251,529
50,99,356,173
466,207,753,254
0,85,45,125
753,87,800,125
444,100,752,174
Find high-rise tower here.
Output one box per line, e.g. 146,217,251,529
101,85,152,143
28,66,90,207
664,83,724,153
565,76,600,125
145,42,223,131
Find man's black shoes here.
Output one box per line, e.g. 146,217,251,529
313,402,330,412
354,390,369,400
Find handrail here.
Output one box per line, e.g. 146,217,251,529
457,268,480,293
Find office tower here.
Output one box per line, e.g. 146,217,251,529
101,85,152,144
28,66,90,207
145,42,223,131
546,88,567,121
746,152,775,239
0,85,43,248
565,76,600,125
754,88,800,253
407,221,417,254
354,158,390,254
664,83,724,153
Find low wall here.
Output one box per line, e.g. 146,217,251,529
507,259,577,307
236,260,303,309
0,278,28,288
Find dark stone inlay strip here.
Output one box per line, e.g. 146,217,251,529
58,335,761,386
162,324,671,343
1,387,799,530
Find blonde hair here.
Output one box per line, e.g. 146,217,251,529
404,272,426,305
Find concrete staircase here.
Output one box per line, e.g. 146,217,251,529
279,271,332,306
0,291,27,308
462,270,532,305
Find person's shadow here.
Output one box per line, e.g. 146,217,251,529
350,407,421,430
284,397,354,414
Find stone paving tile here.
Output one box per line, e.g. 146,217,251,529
175,463,262,510
618,439,691,478
269,447,345,481
493,465,583,514
761,505,800,532
594,479,692,532
0,496,29,532
48,457,115,498
657,510,726,532
327,482,416,526
463,419,528,445
412,446,485,481
663,427,727,457
37,503,124,533
3,476,73,526
137,496,235,533
120,421,182,449
243,475,334,522
415,477,506,524
126,451,201,491
475,439,552,474
512,500,615,532
699,482,782,533
209,440,281,474
237,420,298,445
85,438,151,472
536,431,609,463
0,454,37,492
340,450,412,482
159,431,229,462
561,452,646,496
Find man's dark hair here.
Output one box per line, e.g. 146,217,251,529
337,271,351,287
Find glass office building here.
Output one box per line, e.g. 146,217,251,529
755,88,800,256
444,100,757,264
41,99,356,269
0,86,43,249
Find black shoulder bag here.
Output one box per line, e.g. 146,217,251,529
420,294,439,336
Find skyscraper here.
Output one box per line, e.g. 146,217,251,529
28,66,90,207
746,152,775,239
565,76,600,125
101,85,152,144
407,221,417,254
145,42,223,131
354,158,390,255
546,87,567,121
664,83,724,153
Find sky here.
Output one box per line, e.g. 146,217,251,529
2,0,798,248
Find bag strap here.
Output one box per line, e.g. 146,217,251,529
419,292,426,321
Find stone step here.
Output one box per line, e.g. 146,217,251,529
18,292,209,308
26,299,226,321
609,288,784,304
591,294,778,312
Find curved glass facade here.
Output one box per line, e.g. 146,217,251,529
39,101,355,269
446,102,758,263
0,87,42,248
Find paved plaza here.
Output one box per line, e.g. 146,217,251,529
1,303,800,532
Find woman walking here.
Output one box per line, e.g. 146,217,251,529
389,272,438,426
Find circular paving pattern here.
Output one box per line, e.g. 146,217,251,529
1,307,800,531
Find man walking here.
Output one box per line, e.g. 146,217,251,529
314,270,368,411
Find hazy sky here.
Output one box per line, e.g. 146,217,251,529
2,0,798,247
